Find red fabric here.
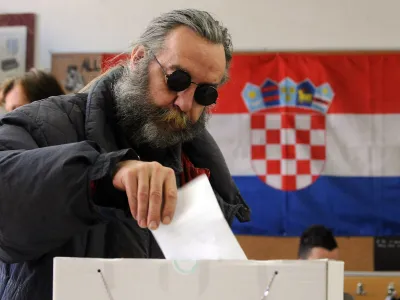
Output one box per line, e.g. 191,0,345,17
101,53,130,72
180,152,210,186
90,181,96,196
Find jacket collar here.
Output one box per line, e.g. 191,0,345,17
85,66,123,153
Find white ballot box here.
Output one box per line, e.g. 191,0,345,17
53,258,344,300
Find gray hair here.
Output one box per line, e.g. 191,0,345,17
133,9,233,83
80,9,233,93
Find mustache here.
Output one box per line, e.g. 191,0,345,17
157,106,189,129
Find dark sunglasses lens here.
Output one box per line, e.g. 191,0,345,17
194,85,218,106
167,70,191,92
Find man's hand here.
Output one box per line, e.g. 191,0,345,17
112,160,177,230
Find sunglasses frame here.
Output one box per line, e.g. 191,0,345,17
150,51,218,106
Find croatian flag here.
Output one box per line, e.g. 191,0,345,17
208,53,400,237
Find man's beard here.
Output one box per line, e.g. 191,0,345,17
113,58,209,149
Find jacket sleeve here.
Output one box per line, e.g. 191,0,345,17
0,115,137,263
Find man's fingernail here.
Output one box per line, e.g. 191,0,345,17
139,219,146,228
149,221,158,230
163,216,171,224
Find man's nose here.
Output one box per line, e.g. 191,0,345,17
174,86,196,113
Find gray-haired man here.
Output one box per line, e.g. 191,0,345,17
0,9,250,300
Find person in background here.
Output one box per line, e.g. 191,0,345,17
298,224,339,260
0,69,65,112
298,225,353,300
0,9,250,300
0,77,15,115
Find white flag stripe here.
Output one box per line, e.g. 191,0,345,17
206,114,400,177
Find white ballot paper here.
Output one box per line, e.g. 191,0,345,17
151,174,247,260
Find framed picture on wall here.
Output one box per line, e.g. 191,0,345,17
0,26,27,83
0,13,35,72
51,53,102,94
0,13,34,113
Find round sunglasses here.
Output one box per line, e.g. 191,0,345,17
153,55,218,106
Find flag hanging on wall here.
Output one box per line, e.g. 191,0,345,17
51,52,400,237
213,53,400,237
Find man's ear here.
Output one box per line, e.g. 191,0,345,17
130,46,146,66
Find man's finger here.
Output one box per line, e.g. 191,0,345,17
161,168,177,225
123,171,138,220
136,165,150,228
147,164,164,230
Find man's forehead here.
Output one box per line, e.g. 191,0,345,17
160,27,226,84
309,247,339,260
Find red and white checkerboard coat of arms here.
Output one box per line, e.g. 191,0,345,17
242,78,334,191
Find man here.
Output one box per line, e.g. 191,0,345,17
0,9,250,300
298,225,353,300
298,225,339,260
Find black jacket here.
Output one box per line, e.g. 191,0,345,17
0,69,250,300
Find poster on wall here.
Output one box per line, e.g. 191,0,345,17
0,26,27,83
374,236,400,271
51,53,103,94
0,13,35,73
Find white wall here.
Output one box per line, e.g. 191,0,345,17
1,0,400,70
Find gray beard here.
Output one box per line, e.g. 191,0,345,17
113,58,209,149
